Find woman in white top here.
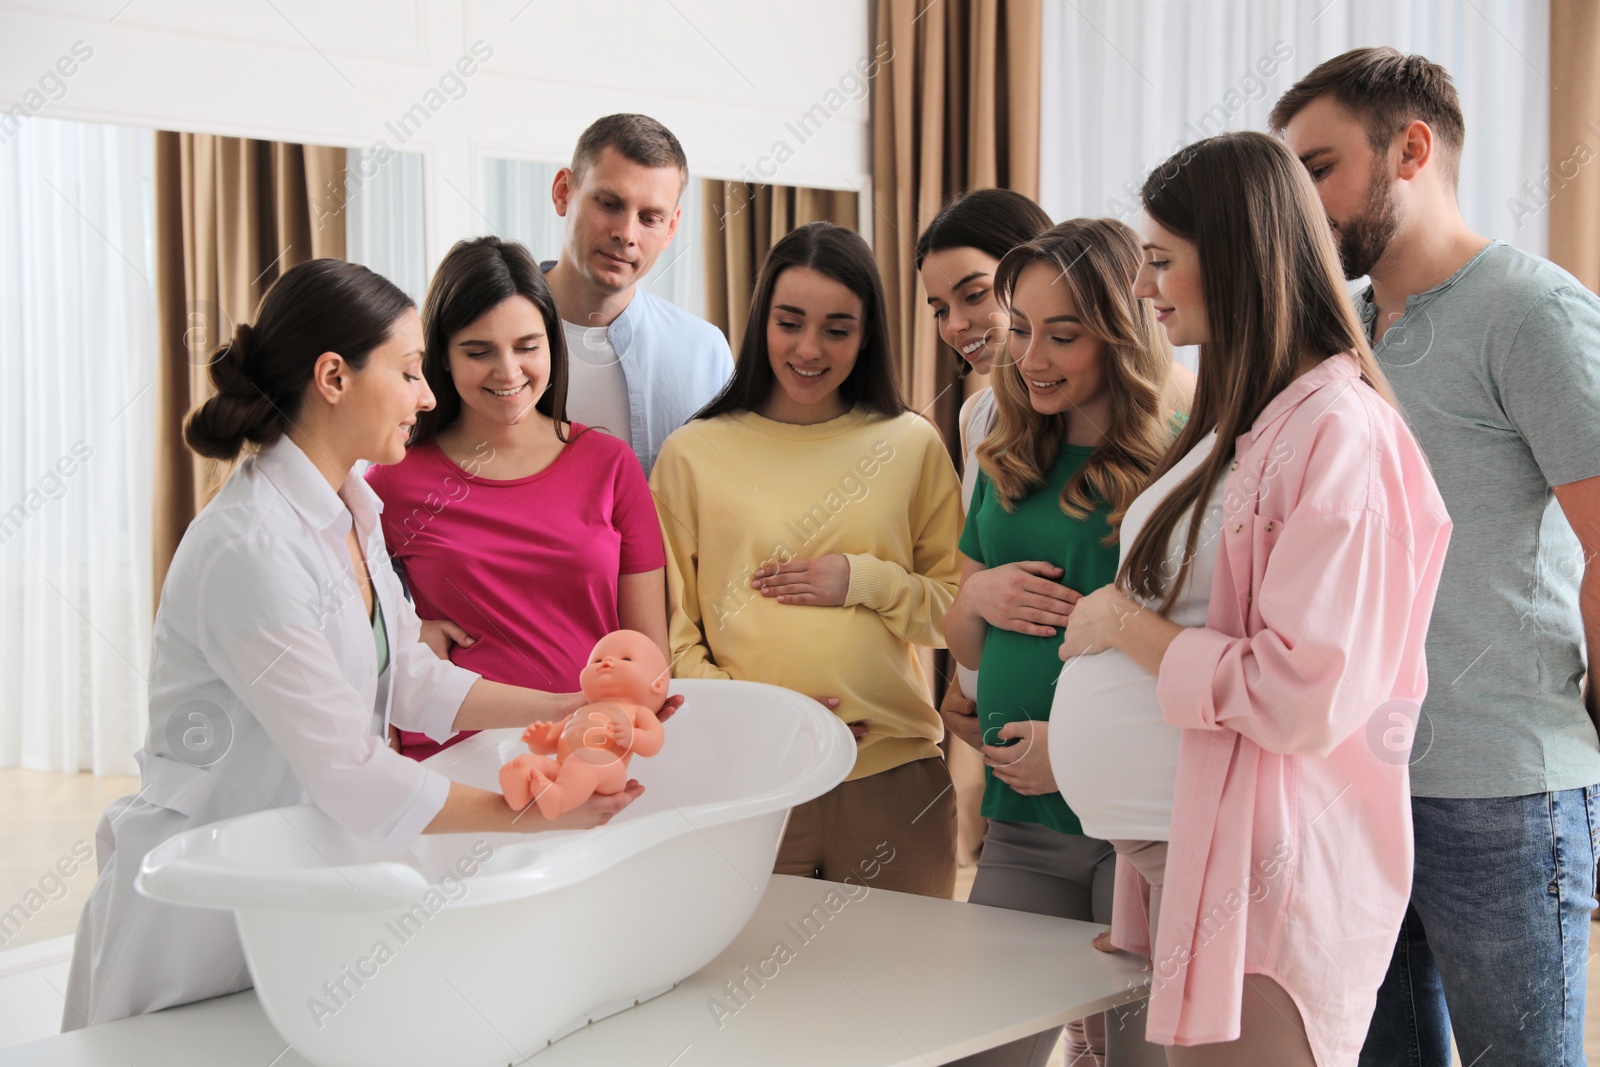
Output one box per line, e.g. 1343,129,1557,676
915,189,1052,868
63,259,668,1031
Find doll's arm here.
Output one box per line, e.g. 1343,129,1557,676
625,704,666,758
522,719,564,755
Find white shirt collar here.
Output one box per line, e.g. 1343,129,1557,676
253,436,383,537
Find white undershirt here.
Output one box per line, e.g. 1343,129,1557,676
956,387,999,699
561,319,631,440
1049,431,1224,841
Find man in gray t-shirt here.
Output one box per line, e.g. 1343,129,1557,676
1354,241,1600,797
1276,49,1600,1067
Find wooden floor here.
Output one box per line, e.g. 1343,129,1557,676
3,768,1597,1064
0,769,141,951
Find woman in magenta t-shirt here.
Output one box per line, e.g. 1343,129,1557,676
366,236,668,761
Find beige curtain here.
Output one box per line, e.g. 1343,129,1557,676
871,1,1042,870
152,133,346,600
702,182,861,345
1549,0,1600,294
1551,0,1600,896
872,0,1041,443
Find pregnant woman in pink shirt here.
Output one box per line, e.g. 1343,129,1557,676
366,237,667,760
1050,132,1451,1065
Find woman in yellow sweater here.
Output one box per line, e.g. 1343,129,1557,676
650,222,964,898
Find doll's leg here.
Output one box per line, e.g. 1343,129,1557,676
498,754,559,811
533,758,630,820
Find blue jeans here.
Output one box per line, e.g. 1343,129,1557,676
1359,787,1599,1067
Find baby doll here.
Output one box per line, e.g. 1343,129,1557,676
498,629,670,820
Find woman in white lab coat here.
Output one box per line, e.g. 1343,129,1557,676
63,258,665,1030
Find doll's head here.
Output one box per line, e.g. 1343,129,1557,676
578,630,671,710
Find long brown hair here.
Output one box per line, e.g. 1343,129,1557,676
410,236,574,447
1119,131,1396,613
696,222,906,421
979,218,1180,537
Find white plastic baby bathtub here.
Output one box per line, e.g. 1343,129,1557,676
136,678,856,1067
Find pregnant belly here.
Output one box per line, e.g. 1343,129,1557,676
1048,649,1181,841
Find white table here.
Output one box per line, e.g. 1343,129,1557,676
3,876,1150,1066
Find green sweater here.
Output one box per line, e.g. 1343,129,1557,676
958,445,1118,834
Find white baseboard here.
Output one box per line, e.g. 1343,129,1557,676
0,934,73,978
0,935,72,1049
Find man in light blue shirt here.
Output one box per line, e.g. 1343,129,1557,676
544,114,733,474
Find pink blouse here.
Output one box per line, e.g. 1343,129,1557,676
1110,355,1451,1065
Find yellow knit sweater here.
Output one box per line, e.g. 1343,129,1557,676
650,406,963,780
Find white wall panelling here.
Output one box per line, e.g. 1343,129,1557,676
0,0,874,276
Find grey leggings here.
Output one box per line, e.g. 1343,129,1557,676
952,821,1167,1067
1111,839,1317,1067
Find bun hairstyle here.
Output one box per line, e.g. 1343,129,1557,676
183,322,273,460
183,259,414,461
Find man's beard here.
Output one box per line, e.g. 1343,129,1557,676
1332,164,1401,280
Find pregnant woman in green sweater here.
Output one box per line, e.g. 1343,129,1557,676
943,219,1184,1067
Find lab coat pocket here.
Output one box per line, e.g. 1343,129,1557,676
92,792,142,873
134,748,216,820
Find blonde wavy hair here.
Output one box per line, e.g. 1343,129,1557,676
977,218,1183,539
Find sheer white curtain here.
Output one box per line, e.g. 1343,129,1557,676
345,149,429,303
482,158,706,318
0,117,155,775
1041,0,1550,253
